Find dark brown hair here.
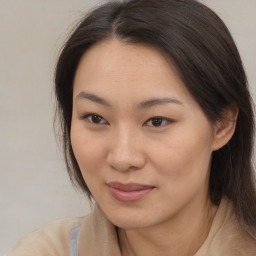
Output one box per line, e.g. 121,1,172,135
55,0,256,230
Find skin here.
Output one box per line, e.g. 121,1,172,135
71,39,236,256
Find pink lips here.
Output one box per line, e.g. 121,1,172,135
107,182,154,203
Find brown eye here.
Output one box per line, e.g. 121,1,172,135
151,117,164,127
82,114,108,125
145,117,170,127
90,115,104,124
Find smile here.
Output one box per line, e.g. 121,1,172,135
107,182,155,203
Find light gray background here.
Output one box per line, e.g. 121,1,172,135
0,0,255,254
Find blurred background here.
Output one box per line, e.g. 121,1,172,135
0,0,255,254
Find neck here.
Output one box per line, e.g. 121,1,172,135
118,197,218,256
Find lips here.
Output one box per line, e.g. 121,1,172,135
107,182,155,203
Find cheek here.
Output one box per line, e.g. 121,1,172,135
70,126,108,199
70,124,105,176
153,144,212,210
153,128,213,191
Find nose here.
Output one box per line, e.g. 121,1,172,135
106,127,146,172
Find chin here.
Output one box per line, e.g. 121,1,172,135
111,217,148,230
102,206,154,230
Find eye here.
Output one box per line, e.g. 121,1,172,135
145,117,171,127
82,113,108,125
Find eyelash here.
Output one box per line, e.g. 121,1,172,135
145,116,172,127
81,113,109,125
80,113,173,127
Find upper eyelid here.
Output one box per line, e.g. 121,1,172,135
80,112,103,119
145,116,173,122
144,116,174,126
80,113,108,123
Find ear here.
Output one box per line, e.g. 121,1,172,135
212,103,238,151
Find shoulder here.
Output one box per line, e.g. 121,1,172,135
219,200,256,255
7,218,83,256
219,214,256,256
213,220,256,256
197,198,256,256
77,205,121,255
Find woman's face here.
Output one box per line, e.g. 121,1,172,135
71,39,219,230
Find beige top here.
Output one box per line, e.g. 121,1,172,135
7,198,256,256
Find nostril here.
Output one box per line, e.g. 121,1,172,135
106,148,146,172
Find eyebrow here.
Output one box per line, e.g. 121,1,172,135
75,92,111,106
138,97,183,108
75,91,183,108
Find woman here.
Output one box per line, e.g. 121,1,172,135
8,0,256,255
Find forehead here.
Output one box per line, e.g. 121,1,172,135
76,39,176,75
73,38,191,104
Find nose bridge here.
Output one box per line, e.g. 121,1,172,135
116,124,136,148
107,124,145,171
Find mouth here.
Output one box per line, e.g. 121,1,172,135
107,182,155,203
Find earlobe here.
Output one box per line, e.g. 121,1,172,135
212,103,238,151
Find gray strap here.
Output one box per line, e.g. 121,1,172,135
70,223,80,256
